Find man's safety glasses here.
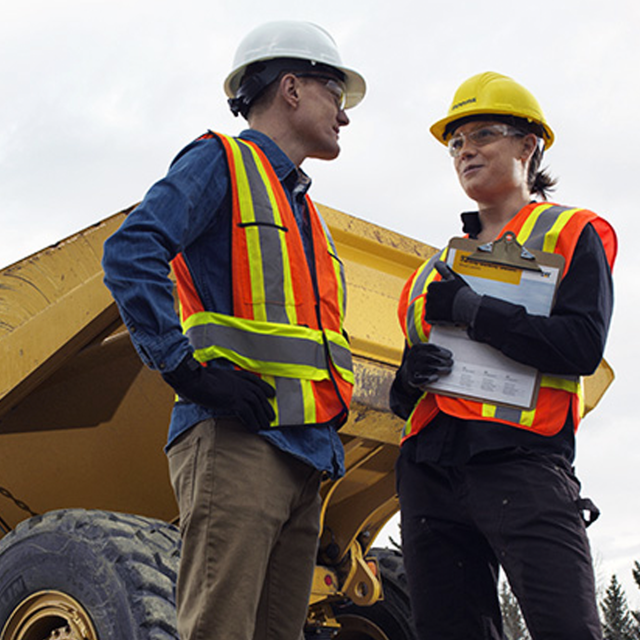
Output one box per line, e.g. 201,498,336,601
296,74,347,111
447,124,525,158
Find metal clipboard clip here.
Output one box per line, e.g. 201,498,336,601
466,230,542,272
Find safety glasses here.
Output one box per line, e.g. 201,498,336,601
296,74,347,111
447,124,525,158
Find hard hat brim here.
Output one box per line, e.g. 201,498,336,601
430,108,555,149
224,55,366,110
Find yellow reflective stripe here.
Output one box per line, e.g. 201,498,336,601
540,374,580,393
405,402,422,437
301,378,317,423
330,240,346,326
184,311,353,382
281,235,298,325
410,296,428,346
243,141,299,325
481,404,497,419
577,381,585,419
518,408,535,427
183,309,322,343
194,343,329,380
226,139,269,322
407,250,445,347
542,207,580,254
516,203,553,245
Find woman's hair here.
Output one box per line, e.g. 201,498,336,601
445,114,558,200
526,142,557,200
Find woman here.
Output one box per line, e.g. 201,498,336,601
391,72,617,639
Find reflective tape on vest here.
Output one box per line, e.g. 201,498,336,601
185,311,353,382
173,132,354,427
400,203,598,438
228,138,298,325
515,204,582,253
405,249,446,347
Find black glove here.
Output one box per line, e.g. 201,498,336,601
401,343,454,389
162,355,276,431
425,261,481,326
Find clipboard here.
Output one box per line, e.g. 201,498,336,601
425,231,565,411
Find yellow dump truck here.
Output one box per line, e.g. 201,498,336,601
0,203,614,640
0,203,439,640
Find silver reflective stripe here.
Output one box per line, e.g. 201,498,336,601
237,142,289,325
317,209,338,255
493,405,525,423
327,338,353,373
186,323,326,369
316,208,347,315
274,376,307,425
406,312,422,349
406,251,443,346
409,251,443,303
522,205,571,251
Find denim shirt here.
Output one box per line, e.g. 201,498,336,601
102,129,345,478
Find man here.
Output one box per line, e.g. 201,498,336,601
391,72,616,639
102,21,365,640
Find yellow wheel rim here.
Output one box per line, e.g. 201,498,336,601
1,591,98,640
334,613,390,640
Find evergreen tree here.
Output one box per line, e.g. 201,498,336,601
500,580,530,640
601,574,636,640
631,562,640,636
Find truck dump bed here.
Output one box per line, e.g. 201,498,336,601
0,203,434,540
0,203,614,640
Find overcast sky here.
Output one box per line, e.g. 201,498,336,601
2,0,639,606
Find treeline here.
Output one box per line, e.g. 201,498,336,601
502,561,640,640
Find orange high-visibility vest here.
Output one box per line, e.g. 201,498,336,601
171,132,353,428
399,202,617,442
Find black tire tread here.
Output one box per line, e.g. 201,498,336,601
0,508,181,639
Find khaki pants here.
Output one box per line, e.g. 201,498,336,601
167,418,322,640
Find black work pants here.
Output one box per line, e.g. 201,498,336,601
396,446,602,640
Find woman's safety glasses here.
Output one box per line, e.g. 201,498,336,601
447,124,525,158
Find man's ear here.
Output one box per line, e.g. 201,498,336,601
280,73,300,109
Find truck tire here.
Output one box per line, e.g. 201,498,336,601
0,509,180,640
330,547,417,640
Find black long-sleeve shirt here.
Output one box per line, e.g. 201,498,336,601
390,212,614,464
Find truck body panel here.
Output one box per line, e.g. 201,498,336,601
0,203,613,638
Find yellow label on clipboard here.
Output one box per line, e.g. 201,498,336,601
453,251,522,285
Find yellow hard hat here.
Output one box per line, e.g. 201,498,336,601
430,72,555,149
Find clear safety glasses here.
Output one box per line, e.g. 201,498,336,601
447,123,525,158
296,74,347,111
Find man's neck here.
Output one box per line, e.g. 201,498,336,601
248,118,306,168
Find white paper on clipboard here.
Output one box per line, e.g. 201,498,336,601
426,238,563,410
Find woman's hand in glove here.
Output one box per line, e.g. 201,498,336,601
425,262,481,326
402,342,454,390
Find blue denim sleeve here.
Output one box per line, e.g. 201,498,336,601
102,136,229,372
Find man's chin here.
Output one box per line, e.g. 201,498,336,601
311,146,340,161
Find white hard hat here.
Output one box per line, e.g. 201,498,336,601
224,21,366,113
